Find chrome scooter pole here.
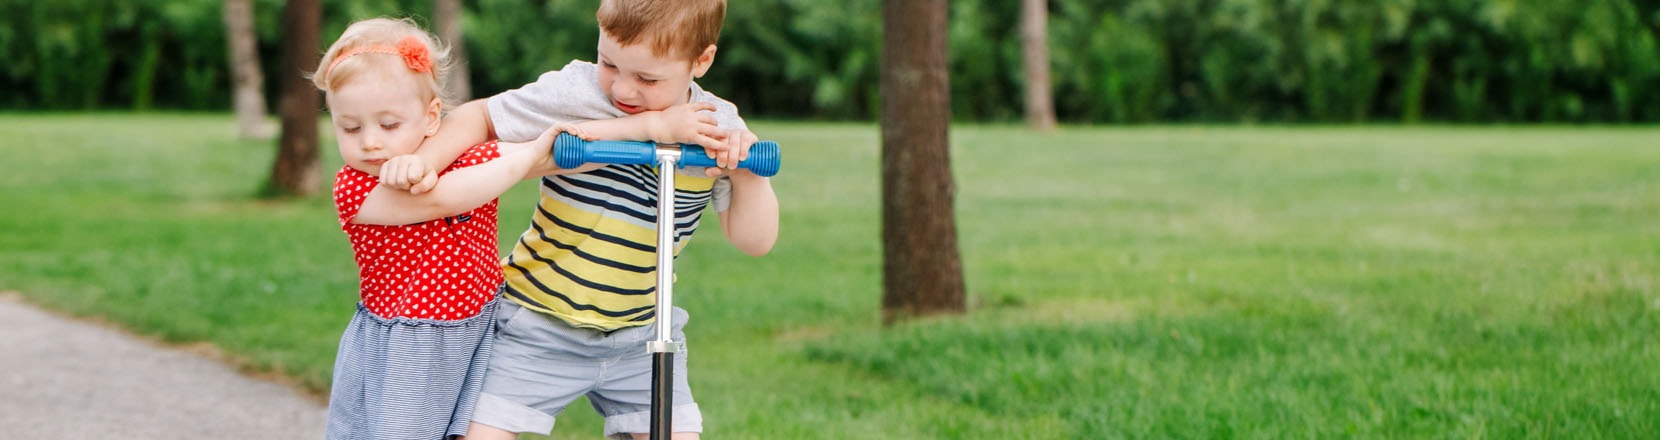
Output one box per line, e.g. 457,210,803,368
647,148,683,440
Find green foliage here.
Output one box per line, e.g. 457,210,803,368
465,0,600,97
2,0,1659,121
708,0,882,119
0,0,223,109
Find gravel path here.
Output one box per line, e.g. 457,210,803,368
0,293,327,439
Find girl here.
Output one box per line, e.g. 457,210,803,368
310,18,562,439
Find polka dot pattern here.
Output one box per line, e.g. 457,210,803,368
333,141,503,320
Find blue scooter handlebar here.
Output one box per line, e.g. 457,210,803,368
553,133,781,177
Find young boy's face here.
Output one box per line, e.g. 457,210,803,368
595,30,714,114
326,66,441,176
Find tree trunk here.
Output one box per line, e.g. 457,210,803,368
268,0,321,197
223,0,272,139
434,0,470,102
1022,0,1056,131
879,0,964,325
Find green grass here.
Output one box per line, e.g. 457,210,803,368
2,114,1658,438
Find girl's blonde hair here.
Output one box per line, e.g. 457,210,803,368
311,18,454,109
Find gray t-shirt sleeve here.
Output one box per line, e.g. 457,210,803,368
710,177,733,212
489,60,752,144
686,84,748,212
694,91,747,133
487,61,625,142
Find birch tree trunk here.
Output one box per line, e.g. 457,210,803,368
223,0,272,138
1022,0,1056,131
434,0,470,102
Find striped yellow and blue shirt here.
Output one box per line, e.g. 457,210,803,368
501,164,727,331
486,60,746,331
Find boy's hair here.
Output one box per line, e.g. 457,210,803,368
597,0,725,61
311,18,454,108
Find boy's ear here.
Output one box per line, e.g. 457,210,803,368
691,44,717,78
424,96,442,136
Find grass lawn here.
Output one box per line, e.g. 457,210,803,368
2,114,1657,438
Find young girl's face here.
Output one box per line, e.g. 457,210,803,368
326,65,440,176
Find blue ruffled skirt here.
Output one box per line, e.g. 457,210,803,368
324,298,498,439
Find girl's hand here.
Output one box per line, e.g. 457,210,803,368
496,126,569,177
380,155,437,194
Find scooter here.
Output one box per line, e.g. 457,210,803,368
553,133,780,439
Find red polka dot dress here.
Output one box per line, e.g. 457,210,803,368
333,141,503,320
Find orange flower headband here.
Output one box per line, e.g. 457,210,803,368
326,35,434,78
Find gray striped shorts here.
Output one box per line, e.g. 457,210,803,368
471,300,701,438
324,298,499,439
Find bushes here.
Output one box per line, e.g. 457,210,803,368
2,0,1658,122
1,0,225,109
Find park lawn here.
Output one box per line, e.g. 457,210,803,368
2,114,1657,438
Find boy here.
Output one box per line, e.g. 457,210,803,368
384,1,776,438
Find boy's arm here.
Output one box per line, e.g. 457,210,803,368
567,102,727,148
556,103,751,177
713,129,778,256
352,128,556,226
717,171,779,256
382,99,497,194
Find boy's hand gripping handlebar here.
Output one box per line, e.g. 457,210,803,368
553,133,782,177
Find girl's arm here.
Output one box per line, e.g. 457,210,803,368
382,99,497,194
352,129,557,226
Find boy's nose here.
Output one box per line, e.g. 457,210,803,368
610,80,635,101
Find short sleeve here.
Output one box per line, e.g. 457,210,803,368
691,87,748,132
487,61,625,142
440,141,503,174
710,176,733,212
688,85,746,214
333,167,374,226
489,60,747,143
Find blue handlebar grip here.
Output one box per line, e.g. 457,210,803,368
677,141,781,177
553,134,656,169
553,133,782,177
